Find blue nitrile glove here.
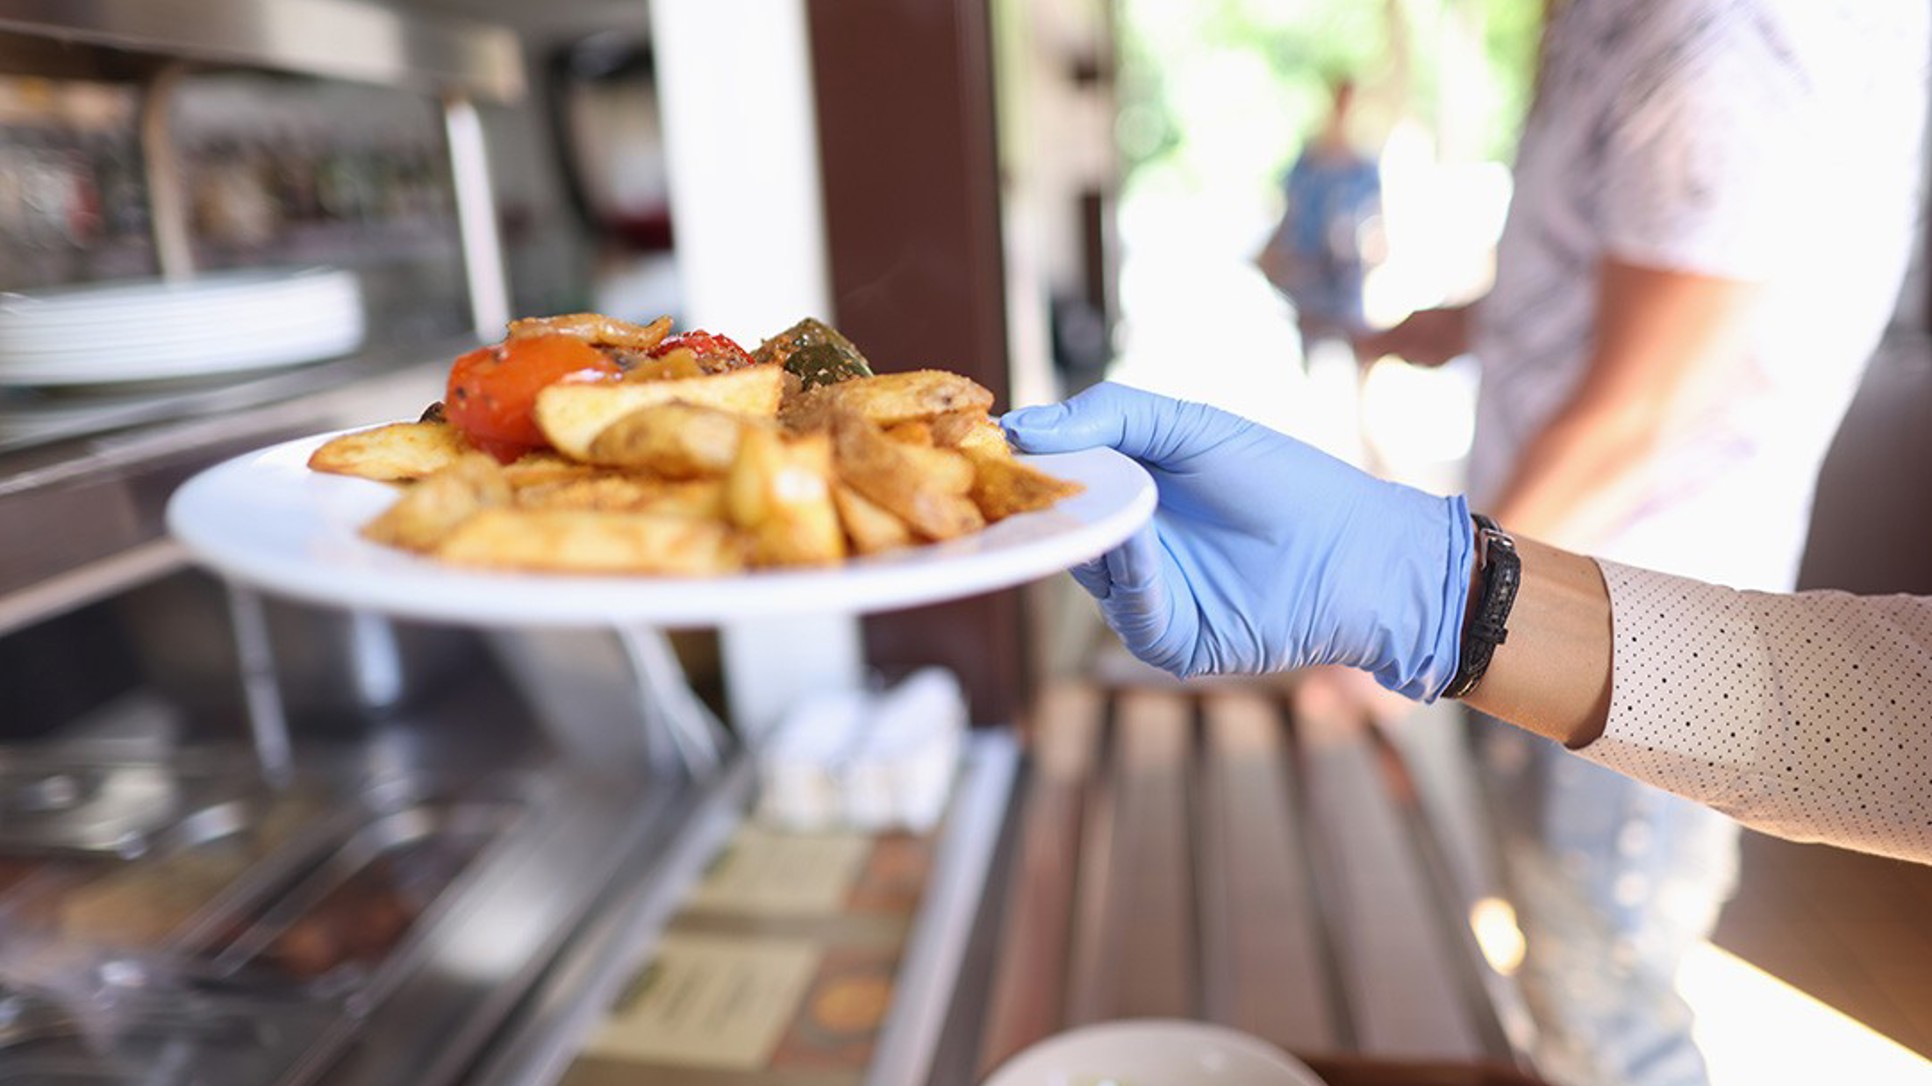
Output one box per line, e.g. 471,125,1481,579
1002,382,1474,699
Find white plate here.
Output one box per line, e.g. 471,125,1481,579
0,298,361,354
166,430,1157,628
0,321,364,385
982,1020,1326,1086
0,269,364,386
0,269,357,328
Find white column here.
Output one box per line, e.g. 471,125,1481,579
649,0,865,741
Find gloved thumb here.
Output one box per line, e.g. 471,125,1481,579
1001,382,1198,461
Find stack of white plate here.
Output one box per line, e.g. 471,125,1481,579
0,268,364,387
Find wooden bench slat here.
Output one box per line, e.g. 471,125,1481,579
1198,691,1341,1052
1063,688,1122,1026
1108,689,1197,1019
977,682,1103,1073
1296,709,1484,1060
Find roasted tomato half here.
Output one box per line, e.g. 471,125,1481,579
445,333,619,461
629,330,757,380
659,330,753,369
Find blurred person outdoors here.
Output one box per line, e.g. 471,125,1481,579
1355,2,1930,1084
1256,75,1386,368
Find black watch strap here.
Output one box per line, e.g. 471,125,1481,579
1444,514,1520,700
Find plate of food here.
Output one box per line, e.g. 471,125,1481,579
166,313,1155,628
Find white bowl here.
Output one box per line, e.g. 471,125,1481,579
982,1020,1326,1086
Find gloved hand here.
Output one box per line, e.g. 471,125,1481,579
1002,382,1474,699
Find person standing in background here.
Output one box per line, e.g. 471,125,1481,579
1258,76,1385,367
1356,2,1930,1084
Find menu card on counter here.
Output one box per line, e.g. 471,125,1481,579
560,825,934,1086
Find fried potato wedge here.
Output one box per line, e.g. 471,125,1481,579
727,428,845,566
831,483,913,555
896,442,974,496
513,474,726,519
930,410,1012,460
831,413,984,541
308,421,469,483
782,370,995,432
436,508,744,575
360,453,510,552
965,447,1085,521
535,366,784,459
501,452,599,490
585,402,750,477
883,420,935,446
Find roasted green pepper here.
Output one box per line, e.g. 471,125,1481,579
754,317,874,389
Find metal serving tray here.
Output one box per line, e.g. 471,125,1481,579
0,986,338,1086
0,770,553,1085
195,797,523,1008
0,750,269,860
0,785,351,971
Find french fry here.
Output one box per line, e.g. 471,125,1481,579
831,412,984,541
883,420,935,446
360,453,510,552
727,428,846,566
832,483,914,555
964,446,1085,521
535,366,784,460
308,421,469,482
896,442,975,495
782,370,995,432
513,474,726,519
585,402,750,477
930,410,1012,460
501,451,598,489
436,508,745,575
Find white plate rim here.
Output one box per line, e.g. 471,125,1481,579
981,1019,1328,1086
0,318,364,358
166,428,1157,628
0,268,359,318
0,331,365,385
0,297,364,346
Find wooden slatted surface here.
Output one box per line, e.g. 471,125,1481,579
977,682,1098,1069
1198,691,1339,1051
975,681,1523,1081
1297,708,1484,1058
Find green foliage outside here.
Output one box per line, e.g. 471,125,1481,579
1116,0,1540,199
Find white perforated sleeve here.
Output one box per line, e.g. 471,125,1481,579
1577,560,1932,863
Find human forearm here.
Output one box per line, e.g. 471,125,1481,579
1459,532,1613,748
1492,259,1758,544
1490,402,1661,544
1354,303,1476,367
1458,534,1932,863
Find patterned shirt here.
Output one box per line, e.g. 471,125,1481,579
1584,561,1932,863
1471,0,1928,591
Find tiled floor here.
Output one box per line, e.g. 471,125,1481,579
1713,829,1932,1059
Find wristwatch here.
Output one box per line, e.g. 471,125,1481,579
1443,514,1519,700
